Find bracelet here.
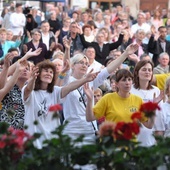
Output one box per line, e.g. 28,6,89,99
58,73,66,79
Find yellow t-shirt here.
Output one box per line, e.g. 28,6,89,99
155,73,170,90
93,92,143,123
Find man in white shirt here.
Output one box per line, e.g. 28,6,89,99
84,46,104,73
9,3,26,40
40,20,55,51
131,12,151,35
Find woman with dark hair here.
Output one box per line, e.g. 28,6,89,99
23,14,38,43
1,7,8,19
22,59,98,149
131,60,160,147
25,14,38,34
85,69,143,124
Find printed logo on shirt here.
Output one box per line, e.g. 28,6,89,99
37,99,48,117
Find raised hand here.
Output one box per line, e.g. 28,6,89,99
83,83,94,100
3,53,13,68
63,36,72,49
128,54,140,63
76,22,83,34
25,48,42,58
61,59,70,74
153,90,165,103
30,66,39,80
49,42,56,51
85,69,100,82
125,44,139,55
15,59,28,75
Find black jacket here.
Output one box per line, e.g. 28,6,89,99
148,35,170,66
80,34,124,65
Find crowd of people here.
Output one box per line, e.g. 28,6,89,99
0,2,170,154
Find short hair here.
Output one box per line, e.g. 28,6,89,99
110,74,116,81
104,56,115,66
136,29,145,34
8,47,19,53
94,88,103,95
133,60,154,90
158,26,166,31
31,28,41,35
159,52,169,59
137,12,146,18
0,28,7,34
41,20,49,26
52,52,64,60
72,11,79,16
115,69,133,83
87,20,97,29
82,24,92,32
16,3,22,8
52,58,63,66
34,60,56,93
53,43,64,52
70,53,89,66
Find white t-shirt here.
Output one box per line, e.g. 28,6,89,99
10,12,26,36
42,33,50,50
131,23,151,34
130,85,160,147
62,68,109,144
87,60,103,73
22,86,63,149
154,102,170,137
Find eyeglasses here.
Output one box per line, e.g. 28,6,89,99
75,61,89,67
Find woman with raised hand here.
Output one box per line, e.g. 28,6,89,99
62,37,139,145
131,60,161,147
0,54,27,102
22,59,98,149
84,69,143,124
0,48,42,130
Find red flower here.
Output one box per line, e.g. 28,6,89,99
139,102,161,118
131,112,142,121
99,121,116,137
140,102,160,113
114,122,140,140
49,104,62,112
0,140,6,149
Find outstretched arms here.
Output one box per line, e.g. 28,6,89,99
106,44,139,74
61,69,99,98
23,66,39,101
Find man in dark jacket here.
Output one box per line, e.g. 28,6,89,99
80,31,124,65
148,26,170,66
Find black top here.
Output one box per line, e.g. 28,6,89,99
80,34,124,65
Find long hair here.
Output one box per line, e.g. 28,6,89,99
34,60,56,93
133,60,154,90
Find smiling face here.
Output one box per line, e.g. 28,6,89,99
40,68,54,84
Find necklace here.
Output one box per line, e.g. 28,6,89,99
140,89,148,101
